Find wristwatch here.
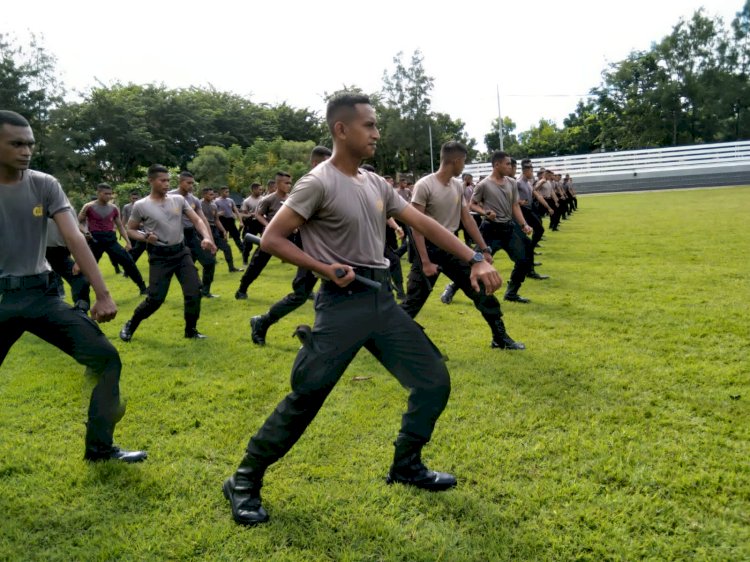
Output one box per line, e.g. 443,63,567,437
469,251,484,265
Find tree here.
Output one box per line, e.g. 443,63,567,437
188,145,231,186
484,117,520,155
0,33,63,172
518,119,564,157
381,50,435,175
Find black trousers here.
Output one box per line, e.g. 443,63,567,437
129,240,148,265
238,246,273,293
219,216,244,254
243,278,450,467
89,231,146,290
545,199,562,230
0,284,123,450
242,218,263,264
521,206,544,249
456,213,482,247
184,227,216,293
401,241,503,333
266,267,319,324
45,246,91,305
211,225,235,271
480,221,532,296
129,246,202,333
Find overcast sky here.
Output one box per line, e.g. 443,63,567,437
2,0,744,149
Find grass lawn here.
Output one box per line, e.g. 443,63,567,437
0,186,748,561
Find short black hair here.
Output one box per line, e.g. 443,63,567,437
96,183,113,191
521,159,532,169
129,189,141,196
276,171,291,179
250,182,261,189
179,171,194,179
147,164,169,178
201,187,213,195
311,145,332,158
440,141,468,160
360,163,376,172
219,186,229,191
510,158,517,167
0,110,30,128
326,91,371,134
490,151,509,166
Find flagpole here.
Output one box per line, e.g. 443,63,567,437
496,84,504,151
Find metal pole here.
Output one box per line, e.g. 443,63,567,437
428,123,434,173
496,84,504,151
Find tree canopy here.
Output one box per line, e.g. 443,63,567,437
3,2,750,194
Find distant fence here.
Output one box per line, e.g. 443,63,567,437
464,141,750,193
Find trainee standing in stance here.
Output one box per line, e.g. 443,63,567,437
119,164,217,342
223,92,501,526
0,110,146,462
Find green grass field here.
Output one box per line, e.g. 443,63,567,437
1,187,748,561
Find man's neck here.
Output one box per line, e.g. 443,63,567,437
330,150,362,178
150,190,166,201
0,166,24,185
491,170,505,182
434,166,454,185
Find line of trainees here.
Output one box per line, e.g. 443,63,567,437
0,95,578,527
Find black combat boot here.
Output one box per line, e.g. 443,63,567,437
250,314,271,345
386,435,456,491
489,317,526,350
223,460,269,526
503,280,530,303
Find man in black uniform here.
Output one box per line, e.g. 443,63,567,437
249,148,331,344
200,187,233,273
79,183,148,294
234,171,292,300
215,186,244,268
471,151,534,303
0,110,146,463
240,182,264,265
400,141,524,349
122,190,147,267
169,171,218,298
46,211,91,307
222,92,501,526
515,159,549,281
119,164,217,341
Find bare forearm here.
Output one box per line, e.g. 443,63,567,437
411,228,431,265
401,210,474,263
261,234,328,277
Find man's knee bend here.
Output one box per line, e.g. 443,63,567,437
415,377,451,410
82,339,122,375
184,294,201,312
475,294,501,316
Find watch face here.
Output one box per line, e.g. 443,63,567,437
471,252,484,264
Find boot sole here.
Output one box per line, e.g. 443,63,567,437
385,474,457,492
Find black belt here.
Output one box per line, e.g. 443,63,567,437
352,267,390,283
147,242,186,256
482,220,513,229
0,272,50,292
